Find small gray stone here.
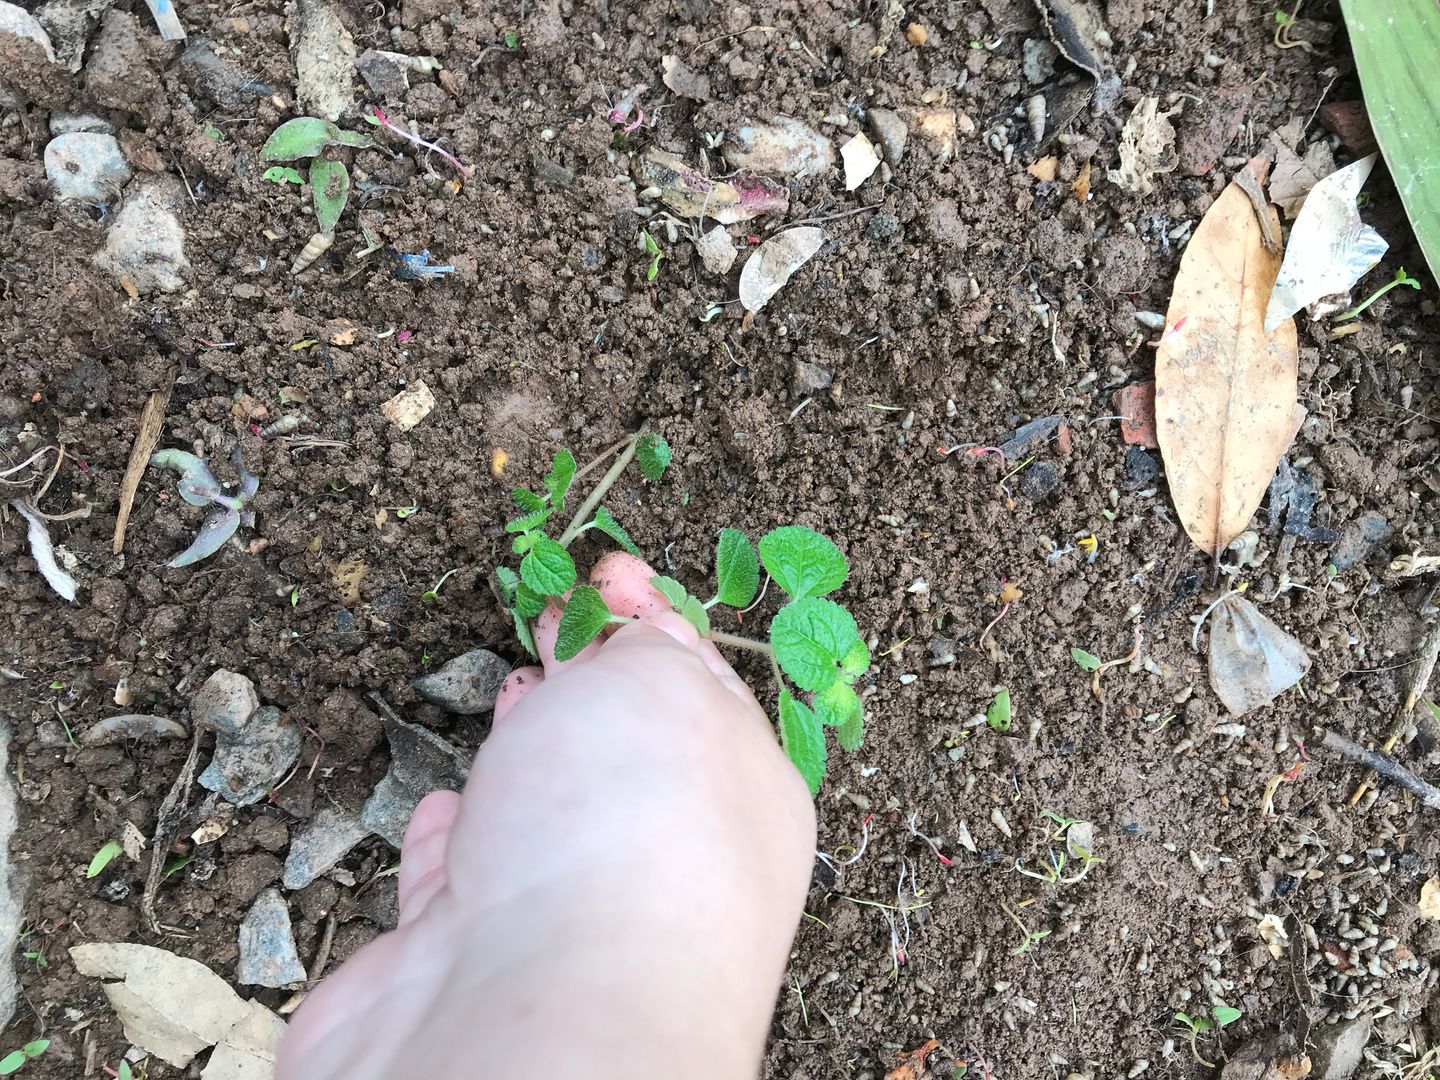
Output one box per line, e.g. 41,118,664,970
93,180,189,294
48,112,110,135
1310,1013,1371,1080
355,49,410,100
793,360,833,394
411,649,510,714
282,806,371,890
997,415,1064,460
867,107,907,165
199,707,302,806
237,889,306,988
362,710,472,846
44,131,130,202
190,669,258,735
1330,511,1391,572
360,770,422,848
1022,38,1058,85
35,720,70,748
926,635,957,668
694,226,737,276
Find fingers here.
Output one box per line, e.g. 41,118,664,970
495,666,545,721
397,789,462,926
534,553,670,674
695,636,769,716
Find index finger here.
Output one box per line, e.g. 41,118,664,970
532,551,674,675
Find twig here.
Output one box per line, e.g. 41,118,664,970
306,912,338,988
114,377,174,554
557,433,642,547
1350,620,1440,806
1093,624,1143,700
32,442,65,501
1314,727,1440,810
142,730,203,935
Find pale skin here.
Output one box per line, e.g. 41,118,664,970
277,554,817,1080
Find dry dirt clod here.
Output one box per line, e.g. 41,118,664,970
410,648,510,714
291,0,354,121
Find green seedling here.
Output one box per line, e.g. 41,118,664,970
421,569,460,603
261,117,371,267
492,432,871,795
504,29,519,48
986,688,1011,733
149,448,259,567
0,1041,49,1075
641,229,665,282
1175,1006,1242,1068
1016,811,1105,886
263,166,305,185
86,840,123,879
289,586,300,608
47,681,63,691
420,648,434,668
1070,647,1101,671
117,1062,134,1080
386,504,419,519
1334,267,1423,322
21,951,45,969
1273,9,1296,28
202,122,225,141
999,900,1050,955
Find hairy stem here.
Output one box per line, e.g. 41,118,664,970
571,434,636,486
709,630,773,655
558,433,641,548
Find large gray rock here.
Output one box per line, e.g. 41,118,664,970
361,710,471,847
199,707,302,806
282,806,370,890
360,770,422,849
236,889,305,988
189,669,257,736
1311,1014,1371,1080
93,180,189,294
411,649,509,714
45,132,129,201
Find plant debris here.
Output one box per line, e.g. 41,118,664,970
1267,118,1336,219
149,448,258,568
723,115,833,178
380,380,436,430
10,500,77,601
1207,593,1310,716
636,149,788,224
1107,96,1177,195
840,132,880,190
738,227,825,312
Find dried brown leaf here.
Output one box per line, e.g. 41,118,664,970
1155,156,1302,559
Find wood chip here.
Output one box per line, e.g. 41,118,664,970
113,376,175,555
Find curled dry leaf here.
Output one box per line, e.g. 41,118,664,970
1208,593,1310,716
1257,912,1290,959
1107,96,1177,195
738,227,825,313
636,149,787,225
1265,154,1387,332
11,500,78,601
1155,156,1302,559
840,132,880,190
1420,877,1440,921
1267,118,1336,219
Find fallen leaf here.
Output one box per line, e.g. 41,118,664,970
1108,96,1177,195
695,226,737,276
885,1038,940,1080
328,318,358,346
200,1001,285,1080
68,943,280,1068
1265,154,1387,332
636,149,788,225
738,227,825,313
330,557,368,605
1072,160,1092,200
1208,593,1311,716
1267,119,1336,219
1420,876,1440,920
1155,156,1302,559
121,821,148,861
724,116,833,178
840,132,880,190
1027,155,1058,182
381,380,435,430
1113,381,1159,449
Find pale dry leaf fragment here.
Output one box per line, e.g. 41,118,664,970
1267,118,1336,219
635,149,788,224
380,380,434,430
660,53,710,100
912,107,957,161
200,1001,286,1080
1027,155,1058,182
11,500,77,601
1265,154,1387,332
122,821,148,861
723,116,833,178
1420,877,1440,921
1107,96,1177,195
1207,593,1310,716
68,943,256,1067
738,227,825,312
1257,912,1290,959
840,132,880,190
1155,155,1302,559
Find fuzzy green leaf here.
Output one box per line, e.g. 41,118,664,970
505,506,552,533
514,583,546,619
987,688,1012,734
87,840,123,879
636,433,671,481
555,585,612,661
770,597,860,692
594,506,639,555
650,575,689,610
512,488,546,513
512,532,540,555
1212,1006,1242,1027
261,117,337,161
309,158,350,235
1070,647,1101,672
545,450,576,511
520,538,576,596
836,708,864,752
332,128,375,149
714,528,759,608
263,166,305,185
779,691,826,796
495,566,521,606
680,595,710,635
759,526,848,599
813,680,861,730
842,638,871,677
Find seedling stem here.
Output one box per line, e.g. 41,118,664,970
558,433,644,547
1334,267,1422,322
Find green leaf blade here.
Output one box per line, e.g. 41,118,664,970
545,450,576,512
986,688,1012,733
309,159,350,235
680,595,710,635
1213,1006,1242,1027
520,538,577,597
261,117,337,161
554,585,612,661
263,166,305,185
649,575,689,611
87,840,123,879
0,1051,27,1075
758,526,848,599
779,691,826,796
636,433,671,481
813,681,861,730
505,506,552,533
714,528,759,607
594,506,640,555
1070,647,1101,672
770,597,860,692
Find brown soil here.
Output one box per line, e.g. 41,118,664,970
3,0,1440,1077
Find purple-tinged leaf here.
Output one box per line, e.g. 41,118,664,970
168,505,240,568
150,449,223,507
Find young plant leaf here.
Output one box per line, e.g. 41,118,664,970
842,638,871,676
593,506,639,555
759,526,849,599
520,538,577,596
545,449,576,511
1213,1006,1242,1027
513,583,546,619
835,708,864,752
505,506,552,533
86,840,123,878
263,166,305,185
512,488,546,513
1154,155,1301,560
512,532,540,555
554,585,612,661
680,595,710,635
986,688,1012,733
636,433,671,481
169,505,242,568
150,449,223,506
770,596,860,692
332,128,375,149
309,158,350,235
714,527,759,607
649,575,690,611
0,1051,26,1075
813,680,861,729
495,565,521,606
261,117,338,161
512,609,538,659
1070,647,1101,672
779,690,826,796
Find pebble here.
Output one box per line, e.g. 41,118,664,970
93,180,189,293
695,226,737,276
867,107,907,165
792,360,833,394
1021,37,1057,85
1329,511,1391,572
44,132,130,202
1018,461,1062,501
360,771,421,849
1134,310,1166,330
237,889,306,987
865,213,900,241
360,708,471,846
282,805,371,890
411,649,510,714
1309,1013,1371,1079
190,669,258,736
199,706,303,806
1123,447,1160,490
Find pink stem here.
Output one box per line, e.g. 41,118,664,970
373,107,472,177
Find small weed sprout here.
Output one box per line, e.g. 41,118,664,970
1015,810,1104,886
1175,1006,1242,1067
986,688,1011,733
21,951,45,970
1069,647,1101,671
85,840,123,879
421,569,460,603
641,229,665,282
1335,267,1423,322
492,432,872,795
999,900,1050,955
149,448,258,567
260,117,371,271
0,1040,49,1075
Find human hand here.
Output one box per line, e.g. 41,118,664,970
278,553,817,1080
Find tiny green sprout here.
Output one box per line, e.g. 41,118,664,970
1425,699,1440,723
420,648,434,668
86,840,123,879
202,122,225,141
393,504,419,520
1175,1006,1242,1067
1327,563,1339,578
263,166,305,186
952,1067,968,1079
118,1062,134,1080
289,586,300,609
699,301,725,323
969,38,982,48
0,1040,49,1075
47,681,63,691
1273,9,1295,26
1334,267,1423,322
1000,900,1050,955
986,688,1012,733
1070,647,1101,672
504,29,519,48
21,951,45,969
421,569,460,603
641,229,665,282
